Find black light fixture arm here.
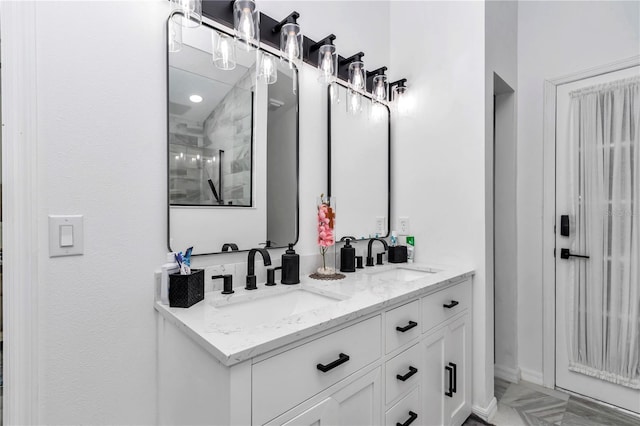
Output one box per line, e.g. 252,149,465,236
272,11,300,33
340,52,365,66
367,66,387,77
309,34,336,52
388,78,408,101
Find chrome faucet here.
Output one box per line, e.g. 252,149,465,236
366,238,389,267
246,248,272,290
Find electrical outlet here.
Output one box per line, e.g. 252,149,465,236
205,264,236,292
375,216,386,235
398,217,410,235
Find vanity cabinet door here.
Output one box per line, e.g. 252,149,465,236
444,314,471,426
422,328,446,426
268,367,382,426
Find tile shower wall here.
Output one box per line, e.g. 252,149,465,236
204,68,255,206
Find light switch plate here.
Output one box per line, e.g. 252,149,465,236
49,215,84,257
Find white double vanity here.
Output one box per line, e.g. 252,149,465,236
155,264,474,425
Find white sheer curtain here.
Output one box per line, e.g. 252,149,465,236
567,77,640,389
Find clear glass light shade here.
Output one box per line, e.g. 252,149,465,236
372,75,388,102
346,89,362,115
258,51,278,85
348,61,365,90
171,0,202,28
280,23,303,63
317,44,337,84
212,32,236,70
329,82,340,104
394,86,410,115
168,15,183,53
371,101,387,122
234,0,260,50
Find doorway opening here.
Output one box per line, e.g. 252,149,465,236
493,73,518,384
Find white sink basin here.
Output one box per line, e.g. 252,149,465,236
369,267,438,282
211,288,345,327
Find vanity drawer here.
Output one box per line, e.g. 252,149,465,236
385,343,421,404
252,315,382,425
422,279,471,333
385,300,420,354
385,386,420,426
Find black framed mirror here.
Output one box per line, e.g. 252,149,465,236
328,83,390,240
167,17,299,255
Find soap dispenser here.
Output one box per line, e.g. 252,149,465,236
281,244,300,285
340,237,356,273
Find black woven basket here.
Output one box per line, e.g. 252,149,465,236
169,269,204,308
388,246,408,263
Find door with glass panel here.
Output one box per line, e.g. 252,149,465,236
555,65,640,413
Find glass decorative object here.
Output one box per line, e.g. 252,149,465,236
314,194,339,278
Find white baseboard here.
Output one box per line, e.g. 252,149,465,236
520,367,544,386
472,397,498,423
494,364,521,383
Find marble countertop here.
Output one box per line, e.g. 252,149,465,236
154,262,474,366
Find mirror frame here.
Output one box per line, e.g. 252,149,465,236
166,16,300,255
327,82,391,240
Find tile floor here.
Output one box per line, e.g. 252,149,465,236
464,378,640,426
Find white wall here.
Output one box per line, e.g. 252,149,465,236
517,0,640,384
485,0,518,382
389,0,493,414
25,1,391,423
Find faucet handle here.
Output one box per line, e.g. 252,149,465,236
266,267,282,286
376,252,385,265
212,274,234,294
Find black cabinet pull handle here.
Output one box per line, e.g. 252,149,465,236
316,353,350,372
396,366,418,382
396,411,418,426
396,320,418,332
443,300,459,309
445,365,453,397
449,362,457,393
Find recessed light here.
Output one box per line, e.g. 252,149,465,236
189,94,203,103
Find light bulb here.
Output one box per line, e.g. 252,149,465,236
258,52,277,84
349,62,365,90
321,51,333,75
285,30,300,60
347,90,361,114
371,102,386,122
220,37,231,67
239,7,254,40
374,80,385,101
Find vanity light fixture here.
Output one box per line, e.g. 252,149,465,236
171,0,202,28
212,31,237,70
168,13,183,53
257,51,278,85
233,0,259,50
389,78,409,113
189,94,203,103
367,67,388,102
273,12,303,64
341,52,366,91
308,34,337,84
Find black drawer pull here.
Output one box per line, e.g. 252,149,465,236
396,411,418,426
396,366,418,382
443,300,459,309
449,362,457,393
316,353,350,372
396,320,418,333
445,365,454,397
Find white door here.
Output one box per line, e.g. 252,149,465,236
555,65,640,413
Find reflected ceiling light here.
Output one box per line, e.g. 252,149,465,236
189,94,203,103
257,51,278,85
168,13,183,53
212,31,236,70
170,0,202,28
273,12,302,64
341,52,365,91
233,0,259,50
329,82,340,105
371,101,387,122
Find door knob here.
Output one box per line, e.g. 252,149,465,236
560,248,590,259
